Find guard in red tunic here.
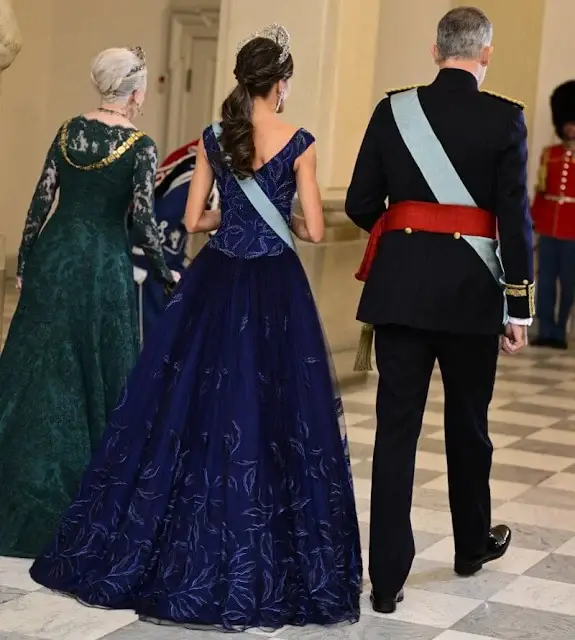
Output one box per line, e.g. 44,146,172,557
531,81,575,349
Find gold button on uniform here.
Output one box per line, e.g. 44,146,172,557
522,279,529,285
454,232,461,239
404,227,412,234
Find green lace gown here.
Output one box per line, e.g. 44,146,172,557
0,116,173,558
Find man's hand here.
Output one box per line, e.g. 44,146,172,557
501,323,528,355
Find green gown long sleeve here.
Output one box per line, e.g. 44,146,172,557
0,116,173,558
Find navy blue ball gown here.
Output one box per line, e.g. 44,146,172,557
30,125,362,631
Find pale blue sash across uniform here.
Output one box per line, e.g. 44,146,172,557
390,89,507,322
211,122,296,251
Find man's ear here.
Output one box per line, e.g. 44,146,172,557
480,45,494,67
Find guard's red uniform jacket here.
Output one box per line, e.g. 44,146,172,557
532,144,575,239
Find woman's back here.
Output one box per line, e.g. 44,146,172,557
18,115,170,283
49,117,147,228
203,122,315,259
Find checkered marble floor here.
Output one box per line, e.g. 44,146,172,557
2,283,575,638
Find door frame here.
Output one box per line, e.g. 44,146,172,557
163,6,220,156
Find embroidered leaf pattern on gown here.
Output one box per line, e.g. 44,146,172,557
30,124,362,630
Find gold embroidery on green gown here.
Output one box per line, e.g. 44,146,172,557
0,116,173,558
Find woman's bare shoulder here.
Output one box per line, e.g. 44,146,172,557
276,120,303,137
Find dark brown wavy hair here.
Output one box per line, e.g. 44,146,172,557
219,37,294,178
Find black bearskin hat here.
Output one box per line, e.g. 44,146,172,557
551,81,575,139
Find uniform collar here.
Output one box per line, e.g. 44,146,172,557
432,68,479,92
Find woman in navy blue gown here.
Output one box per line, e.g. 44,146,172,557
30,24,362,632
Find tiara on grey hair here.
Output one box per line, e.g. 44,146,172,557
99,46,147,100
128,46,146,75
237,23,291,64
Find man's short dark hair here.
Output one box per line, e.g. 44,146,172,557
436,6,493,62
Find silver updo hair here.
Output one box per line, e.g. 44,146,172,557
90,46,147,103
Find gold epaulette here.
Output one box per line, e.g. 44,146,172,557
481,90,525,110
385,84,422,97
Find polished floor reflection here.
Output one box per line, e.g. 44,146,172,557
2,285,575,638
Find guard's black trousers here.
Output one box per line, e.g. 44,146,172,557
370,324,499,597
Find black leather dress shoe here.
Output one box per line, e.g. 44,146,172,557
454,524,512,577
370,588,404,614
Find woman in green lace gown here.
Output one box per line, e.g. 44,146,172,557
0,47,176,558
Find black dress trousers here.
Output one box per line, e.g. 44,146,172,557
369,324,499,597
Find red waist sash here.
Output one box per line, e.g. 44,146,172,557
355,201,497,281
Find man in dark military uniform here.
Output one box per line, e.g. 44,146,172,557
345,7,534,614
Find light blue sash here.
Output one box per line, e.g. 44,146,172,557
211,122,296,251
390,89,507,321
